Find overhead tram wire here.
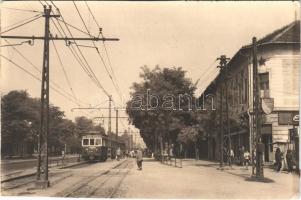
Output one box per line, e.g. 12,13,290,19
2,13,42,30
72,1,122,101
0,15,42,35
49,18,89,76
1,54,93,118
49,17,107,101
1,54,80,105
1,7,42,13
197,68,221,95
49,5,110,98
56,18,91,37
85,1,122,93
72,1,118,93
2,39,87,106
50,38,78,102
194,59,218,87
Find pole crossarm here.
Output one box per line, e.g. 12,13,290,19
93,116,129,119
71,106,125,111
0,35,120,41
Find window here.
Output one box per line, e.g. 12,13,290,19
244,78,248,104
90,139,95,145
260,73,269,98
83,139,89,146
240,71,244,104
95,139,102,146
235,75,239,105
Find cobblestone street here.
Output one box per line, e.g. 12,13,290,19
120,158,299,199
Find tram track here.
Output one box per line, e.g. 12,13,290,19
59,159,133,198
1,161,90,191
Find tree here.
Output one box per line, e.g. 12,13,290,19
1,90,39,156
1,90,85,157
74,116,94,137
126,66,197,156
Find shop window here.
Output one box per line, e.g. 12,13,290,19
260,73,269,98
90,139,95,145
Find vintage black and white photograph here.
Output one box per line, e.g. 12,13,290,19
0,0,300,199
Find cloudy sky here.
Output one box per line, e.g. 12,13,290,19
1,1,299,135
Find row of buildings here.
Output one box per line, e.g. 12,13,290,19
200,20,300,164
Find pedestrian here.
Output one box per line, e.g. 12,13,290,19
243,149,250,169
229,148,234,166
275,147,282,172
136,148,143,170
116,147,121,161
286,149,293,173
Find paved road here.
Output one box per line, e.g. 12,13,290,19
1,158,299,198
1,158,129,197
119,158,299,199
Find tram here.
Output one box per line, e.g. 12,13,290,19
81,133,126,161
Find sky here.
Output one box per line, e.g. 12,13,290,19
0,1,299,138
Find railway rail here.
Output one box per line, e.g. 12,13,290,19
57,159,133,198
1,161,89,191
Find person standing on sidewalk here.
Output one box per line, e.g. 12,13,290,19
136,148,143,170
116,147,121,161
286,149,293,173
229,148,234,166
243,150,250,169
275,147,283,172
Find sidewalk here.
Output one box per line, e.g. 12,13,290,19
1,154,80,164
120,158,299,199
1,156,84,182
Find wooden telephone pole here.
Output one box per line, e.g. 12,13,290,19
1,5,119,188
217,55,230,169
252,37,264,179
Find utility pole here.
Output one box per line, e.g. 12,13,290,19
108,95,112,152
37,6,59,189
217,55,230,169
1,5,119,189
252,37,264,179
115,109,118,140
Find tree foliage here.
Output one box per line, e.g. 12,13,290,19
1,90,104,157
126,66,198,152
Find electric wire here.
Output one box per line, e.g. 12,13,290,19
1,54,80,105
56,18,91,37
0,15,42,35
73,1,122,101
51,38,78,102
53,10,110,97
2,13,41,30
3,39,88,106
1,7,42,13
84,1,123,101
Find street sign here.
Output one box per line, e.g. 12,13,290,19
293,114,299,122
261,98,274,114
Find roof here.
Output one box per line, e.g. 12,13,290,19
242,20,300,49
201,20,300,95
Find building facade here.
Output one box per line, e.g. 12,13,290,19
202,21,300,163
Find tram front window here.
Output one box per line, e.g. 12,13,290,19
90,139,95,145
95,139,101,146
83,139,89,146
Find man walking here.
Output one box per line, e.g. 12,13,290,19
136,148,143,170
116,147,121,161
